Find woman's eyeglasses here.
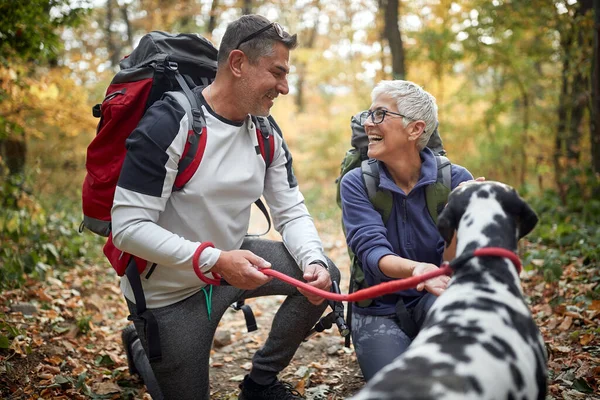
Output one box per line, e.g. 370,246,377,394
359,109,410,125
235,22,284,49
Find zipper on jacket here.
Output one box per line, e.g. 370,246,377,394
400,198,412,248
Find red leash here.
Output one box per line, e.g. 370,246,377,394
259,264,453,302
194,247,521,302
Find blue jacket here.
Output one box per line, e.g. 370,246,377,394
340,148,473,316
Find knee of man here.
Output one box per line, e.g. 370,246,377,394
325,257,341,283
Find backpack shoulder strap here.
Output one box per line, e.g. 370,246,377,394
165,90,207,191
252,115,276,168
247,115,276,237
425,155,452,224
360,159,393,224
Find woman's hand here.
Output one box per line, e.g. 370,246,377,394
412,263,451,296
458,176,486,188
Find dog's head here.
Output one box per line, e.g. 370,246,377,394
437,181,538,249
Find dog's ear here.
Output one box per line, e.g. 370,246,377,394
437,204,457,245
517,199,538,239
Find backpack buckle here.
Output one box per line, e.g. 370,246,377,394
166,61,179,71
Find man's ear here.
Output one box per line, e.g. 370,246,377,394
228,49,245,78
437,204,457,246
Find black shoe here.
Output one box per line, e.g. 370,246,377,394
121,324,139,376
238,375,304,400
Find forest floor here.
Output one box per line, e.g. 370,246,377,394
1,222,600,399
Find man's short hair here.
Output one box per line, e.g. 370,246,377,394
218,14,298,66
371,80,439,151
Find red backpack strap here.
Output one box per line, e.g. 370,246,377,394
173,125,207,190
165,89,208,191
253,116,275,168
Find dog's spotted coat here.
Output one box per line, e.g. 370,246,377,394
351,181,547,400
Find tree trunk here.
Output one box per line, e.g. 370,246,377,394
120,4,133,49
554,0,593,200
592,0,600,178
555,55,569,202
0,137,27,175
207,0,219,36
295,0,321,113
378,0,406,80
105,0,121,68
519,86,529,188
242,0,252,15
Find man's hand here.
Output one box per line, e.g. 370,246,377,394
413,263,450,296
298,263,332,305
211,250,272,290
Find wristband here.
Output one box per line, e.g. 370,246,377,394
311,259,329,271
192,242,222,285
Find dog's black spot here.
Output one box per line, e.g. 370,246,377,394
481,335,518,361
474,285,496,294
510,363,525,390
474,297,543,350
466,375,483,394
462,212,474,227
482,341,506,360
368,356,486,398
508,391,516,400
492,335,517,359
474,258,522,298
425,321,490,362
425,308,438,324
477,190,489,198
441,301,468,313
364,357,453,399
478,214,518,250
535,347,548,399
453,271,487,286
462,240,480,254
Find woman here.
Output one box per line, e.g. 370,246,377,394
340,80,475,381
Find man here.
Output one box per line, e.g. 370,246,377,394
113,14,339,400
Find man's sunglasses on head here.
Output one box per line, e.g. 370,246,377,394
236,22,284,49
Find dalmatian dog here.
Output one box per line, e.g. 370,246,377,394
351,181,547,400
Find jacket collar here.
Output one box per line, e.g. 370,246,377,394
378,148,438,195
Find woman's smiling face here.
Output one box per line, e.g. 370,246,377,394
364,94,413,162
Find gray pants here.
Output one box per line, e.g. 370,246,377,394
351,293,436,382
126,238,340,400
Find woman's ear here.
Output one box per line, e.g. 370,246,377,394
408,120,426,142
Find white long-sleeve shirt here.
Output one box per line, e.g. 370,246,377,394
111,91,326,308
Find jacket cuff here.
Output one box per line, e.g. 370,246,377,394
198,246,222,273
366,247,395,281
309,259,329,270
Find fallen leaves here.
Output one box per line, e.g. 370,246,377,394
0,231,598,399
524,258,600,398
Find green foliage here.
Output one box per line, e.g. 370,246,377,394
0,313,24,349
0,0,89,64
0,167,104,289
76,313,92,335
524,168,600,281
